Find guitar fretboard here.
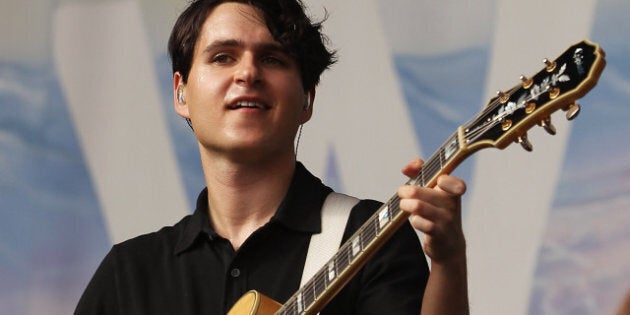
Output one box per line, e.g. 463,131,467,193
277,133,462,315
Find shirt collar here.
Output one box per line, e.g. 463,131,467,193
273,162,332,233
173,188,214,255
174,162,332,255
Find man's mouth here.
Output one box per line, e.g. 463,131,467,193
228,101,269,110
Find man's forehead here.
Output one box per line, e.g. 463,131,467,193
198,4,275,44
202,2,267,31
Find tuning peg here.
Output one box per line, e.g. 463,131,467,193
496,91,509,103
539,117,556,135
501,118,513,131
563,102,581,120
525,101,537,114
520,75,533,89
543,58,557,72
549,86,560,99
517,133,533,152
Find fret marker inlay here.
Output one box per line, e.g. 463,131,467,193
378,207,390,229
445,137,458,160
352,237,361,256
327,262,335,281
297,293,303,313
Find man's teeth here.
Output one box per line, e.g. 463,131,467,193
233,101,265,109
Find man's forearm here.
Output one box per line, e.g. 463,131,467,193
420,257,469,315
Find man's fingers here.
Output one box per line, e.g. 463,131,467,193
401,158,424,178
436,175,466,196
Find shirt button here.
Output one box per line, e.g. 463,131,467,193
230,268,241,278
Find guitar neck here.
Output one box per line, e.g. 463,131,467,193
277,130,469,315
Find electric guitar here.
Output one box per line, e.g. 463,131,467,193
228,39,606,315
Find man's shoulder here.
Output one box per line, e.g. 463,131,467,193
111,214,193,257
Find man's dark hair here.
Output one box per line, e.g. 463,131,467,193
168,0,337,92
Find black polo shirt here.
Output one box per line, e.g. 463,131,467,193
75,162,428,314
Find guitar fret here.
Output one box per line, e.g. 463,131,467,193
319,267,329,290
335,247,349,273
311,279,318,303
425,153,442,183
369,218,379,240
390,196,401,217
346,246,353,267
312,275,321,298
421,169,426,186
303,283,314,311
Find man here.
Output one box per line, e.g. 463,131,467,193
75,0,468,314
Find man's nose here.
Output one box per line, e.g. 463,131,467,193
234,55,262,85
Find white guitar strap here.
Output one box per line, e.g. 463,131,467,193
300,192,359,286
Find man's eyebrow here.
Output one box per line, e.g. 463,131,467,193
202,39,241,54
256,42,288,54
202,39,288,54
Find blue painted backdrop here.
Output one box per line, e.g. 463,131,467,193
1,0,628,314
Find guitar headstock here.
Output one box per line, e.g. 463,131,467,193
463,40,605,152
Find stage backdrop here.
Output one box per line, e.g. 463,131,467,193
1,0,628,314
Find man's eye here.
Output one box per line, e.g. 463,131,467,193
261,56,285,66
212,54,234,64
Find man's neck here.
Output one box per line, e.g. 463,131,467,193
200,150,296,250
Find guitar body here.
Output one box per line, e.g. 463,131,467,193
228,290,282,315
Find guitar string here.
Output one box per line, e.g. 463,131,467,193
463,81,563,145
281,146,451,314
280,197,393,314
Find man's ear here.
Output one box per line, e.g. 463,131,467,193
173,72,189,119
300,88,315,124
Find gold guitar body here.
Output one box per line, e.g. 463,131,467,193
228,291,282,315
